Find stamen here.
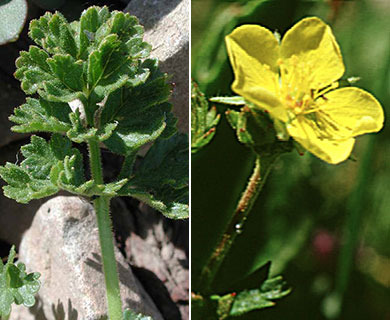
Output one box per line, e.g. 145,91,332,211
315,82,338,99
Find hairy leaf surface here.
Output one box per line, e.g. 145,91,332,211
191,81,220,153
0,246,40,318
119,134,189,219
229,276,291,316
0,135,85,203
10,98,72,133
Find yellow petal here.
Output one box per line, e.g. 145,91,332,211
287,115,355,164
232,64,288,121
320,87,384,136
225,25,287,121
225,24,280,95
280,17,345,89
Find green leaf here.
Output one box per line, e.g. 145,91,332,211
102,59,173,155
229,276,291,316
15,46,84,103
119,134,189,219
78,6,111,59
7,6,187,219
0,0,28,45
123,309,153,320
82,9,151,103
225,106,277,153
133,134,188,189
0,246,41,318
191,81,220,153
67,111,118,143
16,7,153,109
28,12,78,58
47,54,84,91
10,98,72,133
0,135,85,203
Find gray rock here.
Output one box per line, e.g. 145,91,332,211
125,0,189,133
10,196,163,320
125,202,189,320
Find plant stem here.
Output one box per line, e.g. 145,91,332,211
88,139,123,320
198,153,279,293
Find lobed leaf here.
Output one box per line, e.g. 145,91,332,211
0,135,85,203
29,12,78,57
15,7,154,124
119,134,189,219
229,276,291,316
15,46,84,103
7,6,188,221
67,111,118,143
102,59,173,155
132,133,188,189
191,81,220,153
10,98,72,134
0,246,41,318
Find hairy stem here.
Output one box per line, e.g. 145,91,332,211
88,139,123,320
198,153,279,293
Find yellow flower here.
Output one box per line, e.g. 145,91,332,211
225,17,384,164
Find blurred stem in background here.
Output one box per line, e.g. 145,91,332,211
324,31,390,318
198,154,279,293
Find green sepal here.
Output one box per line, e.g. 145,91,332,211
119,134,189,219
0,246,41,318
273,118,289,141
10,98,72,134
225,106,278,154
211,293,235,320
191,81,220,153
209,95,246,105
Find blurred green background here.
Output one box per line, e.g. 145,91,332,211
191,0,390,319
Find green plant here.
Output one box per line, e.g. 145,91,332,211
0,246,40,320
191,14,384,320
0,6,188,320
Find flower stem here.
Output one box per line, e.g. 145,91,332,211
198,153,279,293
88,139,123,320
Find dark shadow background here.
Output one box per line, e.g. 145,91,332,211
192,0,390,319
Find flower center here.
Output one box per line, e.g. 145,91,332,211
277,56,337,120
